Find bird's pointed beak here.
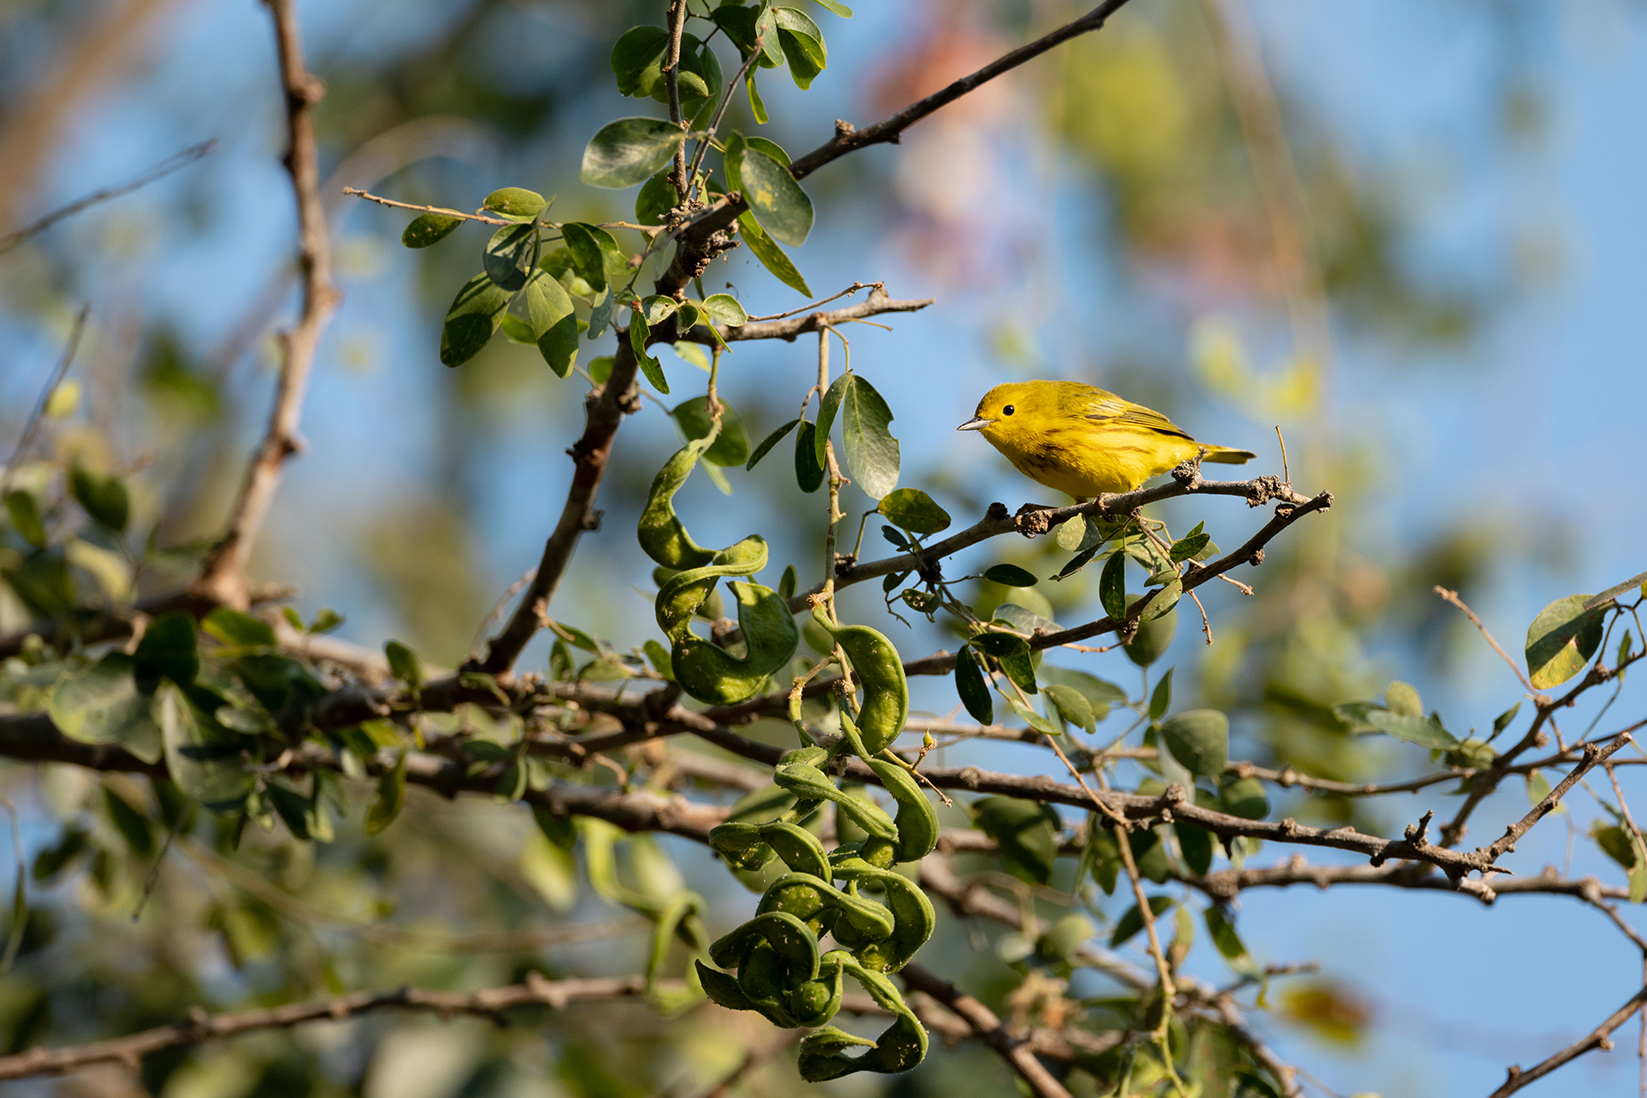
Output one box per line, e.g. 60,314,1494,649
957,417,990,432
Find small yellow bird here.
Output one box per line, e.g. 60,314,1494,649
958,381,1255,499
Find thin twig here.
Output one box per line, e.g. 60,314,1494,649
0,975,660,1081
1435,586,1536,692
0,140,217,256
900,963,1074,1098
1,305,90,496
190,0,339,611
1487,983,1647,1098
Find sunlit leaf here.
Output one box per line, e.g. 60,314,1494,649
1525,594,1606,689
839,374,899,499
439,272,510,367
581,117,687,189
402,212,462,248
1160,709,1228,777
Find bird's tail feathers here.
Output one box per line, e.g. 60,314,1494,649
1202,446,1256,465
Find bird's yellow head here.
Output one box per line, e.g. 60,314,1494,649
956,382,1051,445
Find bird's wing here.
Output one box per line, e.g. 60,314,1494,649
1082,395,1193,440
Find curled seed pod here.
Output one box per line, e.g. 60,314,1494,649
865,759,939,863
709,820,831,879
656,537,798,704
831,859,936,972
798,953,929,1080
809,605,909,754
638,439,720,569
788,954,846,1028
774,763,897,842
759,872,895,943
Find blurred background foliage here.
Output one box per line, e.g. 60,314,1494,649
1,0,1644,1095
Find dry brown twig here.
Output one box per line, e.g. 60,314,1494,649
189,0,338,612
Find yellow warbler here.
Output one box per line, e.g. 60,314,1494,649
958,381,1255,499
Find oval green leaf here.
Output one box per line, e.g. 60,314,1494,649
402,212,462,248
746,418,799,471
738,146,814,246
482,187,547,220
954,645,993,724
675,396,751,466
482,223,537,291
440,272,511,367
1525,593,1606,690
1159,709,1228,777
580,117,687,189
878,488,950,535
984,563,1037,588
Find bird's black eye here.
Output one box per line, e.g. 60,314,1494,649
1002,404,1015,416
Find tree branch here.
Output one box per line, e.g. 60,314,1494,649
656,0,1140,295
0,975,656,1081
0,140,216,256
0,304,90,496
1487,983,1647,1098
900,963,1074,1098
785,0,1137,181
189,0,338,611
475,342,641,675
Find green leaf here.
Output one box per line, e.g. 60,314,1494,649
49,653,161,762
635,170,680,227
1493,702,1521,736
1160,709,1228,777
610,25,668,97
384,641,424,692
1595,824,1637,870
954,646,993,724
1204,906,1248,960
439,272,511,367
630,312,669,394
4,490,46,548
158,683,253,812
984,563,1037,588
1175,821,1214,875
1038,667,1125,721
1099,551,1126,621
523,271,578,377
814,0,853,17
1110,896,1174,947
134,613,199,692
815,372,849,469
1043,683,1095,734
744,137,791,167
1526,594,1607,689
1123,596,1177,668
69,467,129,532
674,396,750,466
481,187,547,221
839,374,899,499
401,212,462,248
773,8,827,89
366,750,408,835
735,144,814,246
561,222,622,294
1364,708,1458,750
202,608,276,649
1007,697,1061,737
1385,680,1422,717
878,488,950,535
1220,776,1268,820
746,419,799,470
972,796,1059,884
700,293,748,327
482,223,537,291
1169,530,1211,563
738,212,812,295
794,420,825,493
1148,667,1173,721
580,117,687,189
974,631,1037,695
